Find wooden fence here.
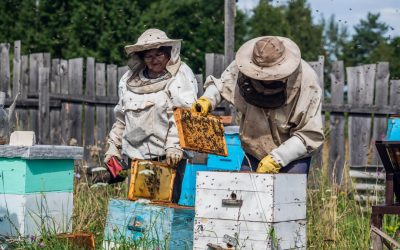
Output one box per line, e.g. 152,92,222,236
1,41,400,197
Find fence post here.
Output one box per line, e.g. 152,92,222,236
16,55,29,130
0,43,10,96
96,63,106,146
390,80,400,107
29,53,44,138
84,57,96,164
372,62,390,165
328,61,346,186
68,58,83,145
107,64,118,133
224,0,235,68
60,60,69,145
50,59,61,144
38,67,50,144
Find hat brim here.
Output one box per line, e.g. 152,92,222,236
235,36,301,81
125,39,181,55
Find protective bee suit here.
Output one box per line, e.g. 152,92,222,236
105,29,198,202
194,36,324,173
108,29,198,160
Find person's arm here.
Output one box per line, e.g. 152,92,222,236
104,99,125,163
269,84,324,167
193,61,239,115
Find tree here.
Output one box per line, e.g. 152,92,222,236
247,0,289,38
342,13,389,66
323,14,349,61
285,0,324,61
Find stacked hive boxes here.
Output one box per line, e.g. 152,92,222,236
0,145,83,236
194,172,307,250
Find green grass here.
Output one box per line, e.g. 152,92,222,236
3,158,400,249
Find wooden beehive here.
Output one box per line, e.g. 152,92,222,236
0,145,83,236
128,160,176,202
194,172,307,249
173,108,228,156
103,199,194,250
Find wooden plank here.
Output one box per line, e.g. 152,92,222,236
347,64,376,167
15,55,29,130
371,225,400,248
38,67,50,144
96,63,107,145
322,103,400,116
353,183,385,191
50,59,61,144
328,61,346,185
205,53,225,78
224,0,235,68
194,218,306,249
0,43,10,95
5,98,60,108
11,41,22,130
107,64,117,132
84,58,95,164
195,74,203,98
308,56,325,101
68,58,83,145
0,145,83,159
59,59,69,145
29,53,44,137
349,170,385,180
12,41,21,97
390,80,400,107
372,62,390,164
28,92,119,105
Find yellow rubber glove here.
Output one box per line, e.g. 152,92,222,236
191,96,212,116
257,155,281,174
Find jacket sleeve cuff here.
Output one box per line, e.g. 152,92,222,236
202,83,221,110
269,136,308,167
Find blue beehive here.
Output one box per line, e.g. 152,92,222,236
178,126,245,206
387,116,400,141
103,199,194,250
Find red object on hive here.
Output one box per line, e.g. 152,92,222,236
106,156,124,178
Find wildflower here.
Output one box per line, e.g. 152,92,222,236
30,235,36,242
74,172,81,179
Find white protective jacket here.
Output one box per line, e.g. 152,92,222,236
108,44,198,159
203,60,324,167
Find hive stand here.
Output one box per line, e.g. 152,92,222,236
372,141,400,250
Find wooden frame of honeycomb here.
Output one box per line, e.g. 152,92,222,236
173,108,228,156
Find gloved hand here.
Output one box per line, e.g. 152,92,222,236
191,96,212,116
166,148,183,167
104,143,121,164
257,155,281,174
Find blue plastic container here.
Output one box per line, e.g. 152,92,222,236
386,116,400,141
178,126,245,206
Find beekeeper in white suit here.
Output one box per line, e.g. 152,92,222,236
193,36,324,174
104,28,198,202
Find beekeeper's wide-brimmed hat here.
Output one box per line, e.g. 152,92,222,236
124,28,181,55
236,36,301,81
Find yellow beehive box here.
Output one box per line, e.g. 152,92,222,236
128,160,176,202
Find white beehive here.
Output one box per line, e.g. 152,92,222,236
194,172,307,250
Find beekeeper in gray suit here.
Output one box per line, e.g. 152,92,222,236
192,36,324,174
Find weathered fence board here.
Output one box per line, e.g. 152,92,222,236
12,41,21,97
96,63,106,146
308,56,325,101
107,64,117,133
205,53,225,78
84,58,95,162
347,64,376,167
195,74,203,98
68,58,83,145
224,0,235,68
390,80,400,107
372,62,390,164
38,67,50,144
328,61,346,185
60,59,70,145
15,55,29,130
50,59,61,144
29,53,44,137
0,43,10,95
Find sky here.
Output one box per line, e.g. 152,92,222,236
237,0,400,38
